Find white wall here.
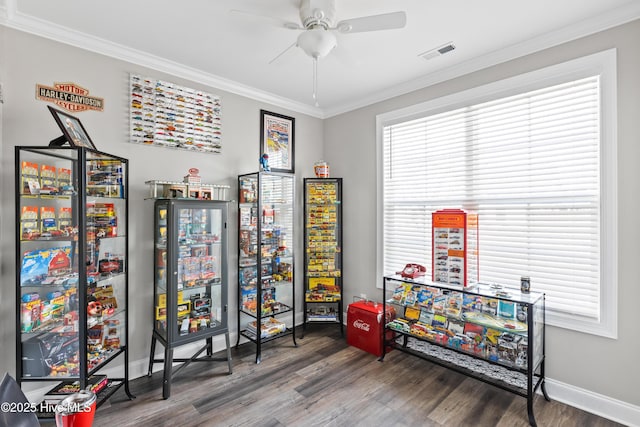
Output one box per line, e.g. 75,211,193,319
0,28,324,384
324,18,640,415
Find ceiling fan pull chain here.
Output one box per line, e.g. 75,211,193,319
313,57,320,107
233,0,406,108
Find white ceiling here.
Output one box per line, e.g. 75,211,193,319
2,0,640,118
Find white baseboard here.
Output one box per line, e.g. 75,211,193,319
543,378,640,426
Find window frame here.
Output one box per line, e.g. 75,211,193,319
376,49,618,338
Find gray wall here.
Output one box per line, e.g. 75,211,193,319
324,19,640,408
0,28,324,383
2,16,640,418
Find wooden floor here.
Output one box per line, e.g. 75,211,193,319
45,326,624,427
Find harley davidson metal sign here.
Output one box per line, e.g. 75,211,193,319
36,82,104,112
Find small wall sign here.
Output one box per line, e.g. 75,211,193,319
36,82,104,112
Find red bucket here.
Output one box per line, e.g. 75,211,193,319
55,390,97,427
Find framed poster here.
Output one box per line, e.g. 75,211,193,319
260,110,295,173
47,105,97,150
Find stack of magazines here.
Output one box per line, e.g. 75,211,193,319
246,317,286,339
42,375,108,406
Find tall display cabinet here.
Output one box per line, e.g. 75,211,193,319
15,146,133,415
237,171,296,363
302,178,343,336
148,199,232,399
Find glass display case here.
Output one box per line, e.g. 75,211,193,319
15,145,132,416
148,199,231,399
382,275,548,426
302,178,343,335
237,171,296,363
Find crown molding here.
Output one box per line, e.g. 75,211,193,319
2,1,639,120
0,2,325,119
323,1,640,118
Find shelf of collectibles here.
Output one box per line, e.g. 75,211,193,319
302,178,343,337
237,171,296,363
145,168,230,201
147,198,232,399
15,145,133,420
382,274,548,426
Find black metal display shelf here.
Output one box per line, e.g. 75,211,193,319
237,172,297,364
148,199,232,399
36,378,125,420
15,146,134,417
301,178,344,338
305,316,340,323
240,304,293,319
88,347,126,377
382,275,548,426
392,336,545,398
240,328,294,344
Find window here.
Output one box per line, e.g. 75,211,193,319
376,50,617,338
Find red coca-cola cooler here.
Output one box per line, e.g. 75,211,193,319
346,300,395,357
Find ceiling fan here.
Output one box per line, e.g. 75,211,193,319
232,0,407,105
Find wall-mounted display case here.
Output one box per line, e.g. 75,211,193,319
302,178,343,335
148,199,231,399
382,275,548,426
15,146,133,417
237,172,296,363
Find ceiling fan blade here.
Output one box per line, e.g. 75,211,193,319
335,11,406,34
229,9,302,30
268,41,298,65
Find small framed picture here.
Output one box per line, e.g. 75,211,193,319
260,110,295,173
47,105,97,150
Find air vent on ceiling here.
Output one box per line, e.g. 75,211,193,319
418,42,456,61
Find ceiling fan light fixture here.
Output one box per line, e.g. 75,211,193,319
300,0,336,29
312,8,325,20
297,29,337,58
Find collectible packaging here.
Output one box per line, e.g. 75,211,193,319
305,277,340,302
387,280,532,364
40,164,57,192
57,167,72,189
22,333,79,377
245,317,286,339
21,161,39,195
432,209,479,288
20,206,39,239
20,246,73,286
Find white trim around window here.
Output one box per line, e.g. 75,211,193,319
376,49,618,338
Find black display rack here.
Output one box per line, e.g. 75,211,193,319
382,275,549,426
237,171,296,363
302,178,343,337
147,198,232,399
15,146,134,419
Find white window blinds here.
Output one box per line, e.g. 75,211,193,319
382,76,603,324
